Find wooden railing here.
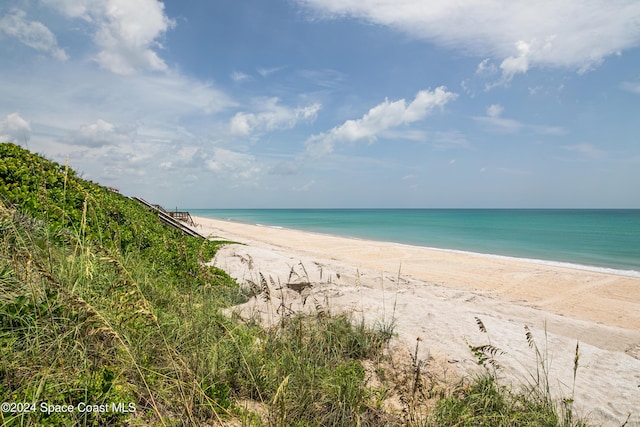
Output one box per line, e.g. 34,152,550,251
131,197,205,239
167,210,196,226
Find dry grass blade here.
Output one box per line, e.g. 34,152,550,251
475,317,487,334
524,325,535,348
298,261,309,281
572,340,580,394
316,262,323,280
260,272,271,302
272,374,290,425
471,344,505,370
411,337,424,398
244,254,254,269
314,296,327,318
287,265,299,283
0,264,25,303
247,279,261,298
473,344,504,358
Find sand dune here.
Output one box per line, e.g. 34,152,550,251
194,215,640,426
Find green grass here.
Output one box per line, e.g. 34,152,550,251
427,319,588,427
0,142,393,425
431,373,585,427
0,142,597,426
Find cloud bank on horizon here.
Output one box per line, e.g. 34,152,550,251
1,0,639,208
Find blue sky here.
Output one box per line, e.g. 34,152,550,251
1,0,639,208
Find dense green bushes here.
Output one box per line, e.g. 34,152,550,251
0,142,227,294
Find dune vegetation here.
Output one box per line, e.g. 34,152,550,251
0,142,589,426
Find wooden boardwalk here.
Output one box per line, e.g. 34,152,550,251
132,197,206,239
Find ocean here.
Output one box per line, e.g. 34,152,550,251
190,209,640,276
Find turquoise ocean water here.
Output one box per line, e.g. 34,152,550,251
190,209,640,276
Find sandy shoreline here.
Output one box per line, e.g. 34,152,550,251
192,215,640,425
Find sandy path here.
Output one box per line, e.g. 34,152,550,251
193,216,640,426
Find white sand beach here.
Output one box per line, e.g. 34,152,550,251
193,215,640,426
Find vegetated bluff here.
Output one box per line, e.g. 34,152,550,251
0,142,244,425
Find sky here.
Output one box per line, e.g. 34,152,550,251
1,0,639,208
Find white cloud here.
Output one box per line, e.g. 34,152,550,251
486,104,504,118
299,104,322,120
621,81,640,94
297,0,640,80
176,146,202,163
206,148,262,181
257,66,287,77
476,58,497,76
533,125,567,136
499,40,532,81
0,64,234,134
298,68,347,89
293,180,316,192
562,143,605,160
431,131,469,150
384,128,469,149
0,9,68,60
95,0,174,74
44,0,174,74
231,71,250,82
474,105,522,133
474,104,566,135
81,142,157,182
69,119,133,147
305,86,457,156
0,61,237,192
229,114,252,136
382,129,427,142
0,113,32,143
230,98,322,136
41,0,94,20
475,116,522,133
528,86,542,95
